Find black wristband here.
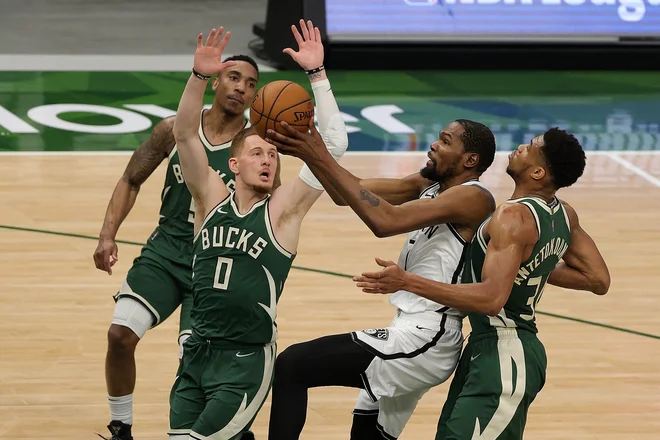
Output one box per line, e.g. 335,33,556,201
305,65,325,75
192,68,212,80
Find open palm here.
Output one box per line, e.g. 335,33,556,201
284,19,324,71
194,27,235,77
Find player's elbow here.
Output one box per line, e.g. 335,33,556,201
172,120,195,143
482,286,508,316
483,300,505,317
369,221,397,238
591,272,611,295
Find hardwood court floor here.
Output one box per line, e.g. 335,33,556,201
0,152,659,440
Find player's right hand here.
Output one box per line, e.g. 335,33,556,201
193,26,237,78
94,237,118,275
284,19,324,71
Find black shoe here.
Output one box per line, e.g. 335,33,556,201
97,421,133,440
240,432,255,440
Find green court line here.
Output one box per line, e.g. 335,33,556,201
2,223,658,341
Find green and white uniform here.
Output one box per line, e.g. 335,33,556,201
436,197,571,440
115,114,245,342
169,192,295,440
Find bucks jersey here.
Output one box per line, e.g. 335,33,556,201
143,113,248,265
465,197,572,336
390,180,491,319
190,193,295,345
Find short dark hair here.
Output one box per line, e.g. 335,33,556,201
223,54,259,76
455,119,496,174
230,126,258,157
540,128,586,189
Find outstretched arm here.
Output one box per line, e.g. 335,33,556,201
266,19,349,254
548,202,610,295
282,20,430,207
173,27,235,224
267,125,494,237
334,173,435,206
93,117,175,274
353,204,538,315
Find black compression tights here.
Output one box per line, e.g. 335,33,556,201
267,333,377,440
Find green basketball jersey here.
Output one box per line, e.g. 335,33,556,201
190,192,295,345
142,116,248,266
464,197,572,336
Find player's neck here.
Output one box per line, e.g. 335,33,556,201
510,184,555,203
233,184,268,215
442,173,480,189
203,107,247,143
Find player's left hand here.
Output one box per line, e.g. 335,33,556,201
265,120,327,162
193,26,237,78
353,257,408,294
284,19,324,71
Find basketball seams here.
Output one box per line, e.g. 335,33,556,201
249,80,314,138
265,83,293,120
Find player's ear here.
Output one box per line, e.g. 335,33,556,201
229,157,239,174
464,152,478,170
211,75,220,92
531,165,546,181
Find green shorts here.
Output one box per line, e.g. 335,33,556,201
169,334,276,440
435,328,547,440
114,246,193,337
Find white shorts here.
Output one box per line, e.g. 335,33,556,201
351,310,464,439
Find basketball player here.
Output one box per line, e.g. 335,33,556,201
92,50,268,439
265,116,497,439
167,26,348,440
353,129,611,439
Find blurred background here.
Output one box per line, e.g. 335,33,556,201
1,1,659,439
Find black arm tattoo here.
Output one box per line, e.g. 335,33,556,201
360,188,381,207
307,72,325,82
122,118,175,189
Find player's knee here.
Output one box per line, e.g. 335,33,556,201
274,343,307,384
107,324,140,354
111,297,154,340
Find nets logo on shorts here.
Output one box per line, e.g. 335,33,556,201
362,328,389,340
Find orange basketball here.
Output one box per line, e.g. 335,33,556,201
250,80,314,139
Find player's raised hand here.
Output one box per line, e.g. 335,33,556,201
284,19,324,71
93,237,119,275
353,257,408,294
193,27,236,77
265,119,327,162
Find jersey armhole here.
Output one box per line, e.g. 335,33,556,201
560,203,572,233
192,193,232,243
518,201,542,240
264,201,295,259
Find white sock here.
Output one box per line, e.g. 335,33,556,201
108,394,133,425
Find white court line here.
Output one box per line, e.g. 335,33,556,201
2,150,660,157
606,153,660,188
0,54,277,72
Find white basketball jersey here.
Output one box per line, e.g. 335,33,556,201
389,180,491,318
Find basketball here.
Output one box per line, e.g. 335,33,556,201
250,80,314,139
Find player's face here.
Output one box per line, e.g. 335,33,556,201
212,61,258,116
236,135,278,193
421,121,465,183
506,135,546,180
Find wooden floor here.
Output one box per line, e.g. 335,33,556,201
1,152,659,440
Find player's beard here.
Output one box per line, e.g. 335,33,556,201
420,156,460,185
251,181,273,195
